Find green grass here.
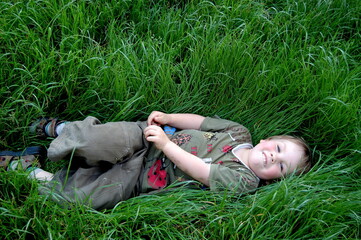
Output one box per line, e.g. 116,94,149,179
1,0,360,239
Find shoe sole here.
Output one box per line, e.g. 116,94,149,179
0,146,46,157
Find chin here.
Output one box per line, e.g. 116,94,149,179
257,173,273,180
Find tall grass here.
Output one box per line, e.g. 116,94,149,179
1,0,360,239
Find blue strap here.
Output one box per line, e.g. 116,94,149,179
163,126,176,135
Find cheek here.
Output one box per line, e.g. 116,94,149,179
258,141,276,151
262,166,281,179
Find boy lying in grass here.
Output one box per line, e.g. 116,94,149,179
0,111,311,210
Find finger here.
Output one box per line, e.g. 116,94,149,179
153,116,161,125
145,133,161,143
144,126,160,137
147,116,154,126
145,125,157,131
145,135,155,142
147,112,156,126
148,115,160,126
144,127,153,137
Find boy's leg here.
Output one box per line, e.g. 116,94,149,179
29,118,68,138
47,116,149,166
40,152,145,210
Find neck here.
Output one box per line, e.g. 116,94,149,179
234,147,251,168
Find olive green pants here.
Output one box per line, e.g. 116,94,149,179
40,116,149,210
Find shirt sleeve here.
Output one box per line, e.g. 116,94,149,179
200,117,252,143
209,164,260,194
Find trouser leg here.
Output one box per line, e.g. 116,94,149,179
47,116,148,166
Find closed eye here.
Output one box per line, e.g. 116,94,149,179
277,145,281,153
280,163,284,172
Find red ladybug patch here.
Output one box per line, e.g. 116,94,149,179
147,159,167,189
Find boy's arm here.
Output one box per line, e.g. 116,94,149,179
147,111,205,130
144,125,210,186
162,141,210,185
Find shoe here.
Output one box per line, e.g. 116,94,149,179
0,146,45,170
29,117,66,138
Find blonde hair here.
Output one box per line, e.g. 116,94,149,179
267,135,312,175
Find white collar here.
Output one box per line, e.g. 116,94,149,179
232,143,259,178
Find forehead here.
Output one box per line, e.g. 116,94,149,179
274,139,304,171
271,138,302,150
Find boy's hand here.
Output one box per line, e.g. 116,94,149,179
145,119,211,186
144,125,170,150
147,111,171,126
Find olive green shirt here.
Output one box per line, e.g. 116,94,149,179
141,117,260,194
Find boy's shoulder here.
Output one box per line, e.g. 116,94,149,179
209,161,259,194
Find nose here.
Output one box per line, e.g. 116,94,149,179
270,153,276,163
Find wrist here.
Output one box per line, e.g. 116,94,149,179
161,140,175,152
165,114,173,126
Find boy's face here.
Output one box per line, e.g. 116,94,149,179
248,138,303,180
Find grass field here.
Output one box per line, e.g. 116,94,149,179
1,0,360,239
